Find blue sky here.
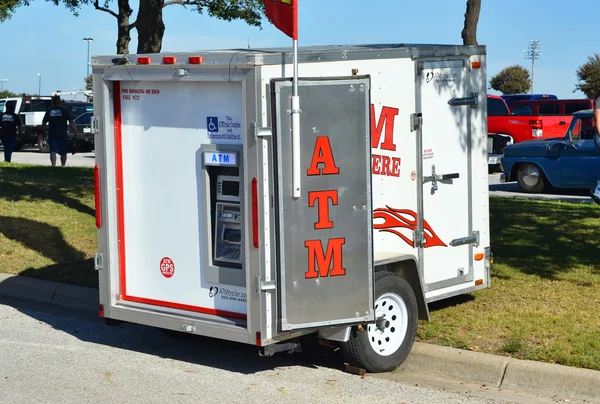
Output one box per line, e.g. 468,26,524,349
0,0,597,99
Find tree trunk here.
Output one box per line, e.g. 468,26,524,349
137,0,165,54
116,0,133,54
461,0,481,46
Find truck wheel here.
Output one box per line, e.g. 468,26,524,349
517,163,546,193
341,271,418,373
38,134,49,153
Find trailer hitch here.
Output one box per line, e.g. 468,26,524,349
423,165,459,194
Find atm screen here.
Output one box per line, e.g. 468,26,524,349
223,228,241,244
222,180,239,197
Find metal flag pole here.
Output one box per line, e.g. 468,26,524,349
291,38,301,198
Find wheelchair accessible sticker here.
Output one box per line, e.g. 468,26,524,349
207,117,219,133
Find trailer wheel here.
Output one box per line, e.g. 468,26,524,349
341,271,418,373
38,134,49,153
517,163,546,193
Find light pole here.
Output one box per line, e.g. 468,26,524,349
37,73,42,95
523,40,542,95
0,79,7,92
83,37,94,78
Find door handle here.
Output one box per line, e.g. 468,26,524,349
559,121,566,125
423,165,460,194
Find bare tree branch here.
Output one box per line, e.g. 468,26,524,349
94,0,118,18
128,20,137,32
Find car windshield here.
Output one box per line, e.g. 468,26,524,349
66,103,93,117
75,112,92,125
568,115,595,142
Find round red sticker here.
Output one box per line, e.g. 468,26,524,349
160,257,175,278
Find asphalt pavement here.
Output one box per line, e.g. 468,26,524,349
3,146,95,167
0,299,534,404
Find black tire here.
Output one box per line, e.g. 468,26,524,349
517,163,546,193
341,271,418,373
38,133,49,153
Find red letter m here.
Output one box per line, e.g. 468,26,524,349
371,105,399,151
304,238,346,278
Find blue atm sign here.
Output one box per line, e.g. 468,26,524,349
203,151,238,167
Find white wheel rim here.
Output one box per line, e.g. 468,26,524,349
367,292,409,357
522,164,540,187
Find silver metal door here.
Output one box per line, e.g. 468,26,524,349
271,77,375,331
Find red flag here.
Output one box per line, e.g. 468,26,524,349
264,0,298,40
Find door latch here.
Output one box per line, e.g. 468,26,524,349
448,93,478,109
423,165,460,194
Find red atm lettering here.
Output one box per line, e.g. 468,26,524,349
371,105,399,151
308,190,338,230
307,136,340,176
304,238,346,278
371,105,401,177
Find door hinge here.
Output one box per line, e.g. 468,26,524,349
91,116,100,134
94,253,103,271
255,275,276,295
410,113,422,132
252,121,272,142
413,230,425,249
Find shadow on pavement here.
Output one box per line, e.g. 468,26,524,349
0,296,344,375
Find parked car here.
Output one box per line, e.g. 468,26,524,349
500,93,557,109
510,99,594,116
500,110,600,193
67,112,94,152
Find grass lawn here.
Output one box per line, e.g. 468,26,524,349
1,162,599,370
418,197,600,371
0,163,98,287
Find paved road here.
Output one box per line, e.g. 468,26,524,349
488,173,593,204
2,147,95,167
0,298,557,404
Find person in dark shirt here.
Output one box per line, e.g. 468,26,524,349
0,102,22,163
42,96,79,167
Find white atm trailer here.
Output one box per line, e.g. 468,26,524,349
92,43,491,373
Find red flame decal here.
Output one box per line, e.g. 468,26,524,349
373,206,447,248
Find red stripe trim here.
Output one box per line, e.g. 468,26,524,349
113,81,246,321
123,295,247,320
114,81,127,297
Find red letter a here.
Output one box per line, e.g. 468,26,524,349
307,136,340,176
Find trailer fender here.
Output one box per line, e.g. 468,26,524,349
375,256,429,321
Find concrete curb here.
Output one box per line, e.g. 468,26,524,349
0,273,97,313
1,273,600,402
397,342,600,403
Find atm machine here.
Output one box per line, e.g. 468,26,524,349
200,145,245,287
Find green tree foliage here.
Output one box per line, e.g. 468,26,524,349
0,90,18,98
575,53,600,99
490,65,531,95
0,0,22,22
41,0,264,54
84,75,92,91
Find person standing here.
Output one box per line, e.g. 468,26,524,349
42,96,79,167
0,102,22,163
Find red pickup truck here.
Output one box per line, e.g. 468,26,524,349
487,95,594,171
